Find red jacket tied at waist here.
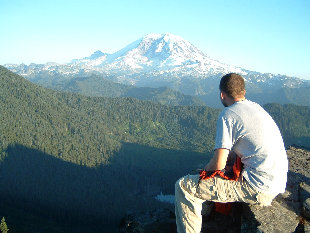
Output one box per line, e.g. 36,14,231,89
199,156,243,215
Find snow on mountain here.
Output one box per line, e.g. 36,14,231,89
4,33,307,89
92,33,246,75
70,50,109,67
108,33,205,70
4,33,246,76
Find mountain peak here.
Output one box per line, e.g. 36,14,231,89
4,33,246,80
86,50,108,60
140,33,200,54
70,50,108,65
103,33,211,72
143,33,184,41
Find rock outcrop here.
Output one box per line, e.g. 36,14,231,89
119,146,310,233
118,208,177,233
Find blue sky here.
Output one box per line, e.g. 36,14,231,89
1,0,309,79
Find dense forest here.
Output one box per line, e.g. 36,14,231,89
0,65,309,232
0,66,218,164
264,103,310,147
0,66,217,232
27,73,206,106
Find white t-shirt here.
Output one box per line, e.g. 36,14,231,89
215,100,288,195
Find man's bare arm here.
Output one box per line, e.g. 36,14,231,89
204,148,230,171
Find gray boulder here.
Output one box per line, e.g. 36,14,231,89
303,198,310,221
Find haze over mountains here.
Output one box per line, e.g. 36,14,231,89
5,33,310,107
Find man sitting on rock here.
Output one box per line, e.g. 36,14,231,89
175,73,288,233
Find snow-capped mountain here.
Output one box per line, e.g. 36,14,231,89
5,33,247,78
72,33,246,75
4,33,309,106
5,33,305,84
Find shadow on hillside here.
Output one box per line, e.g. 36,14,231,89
0,143,210,233
0,144,109,233
285,137,310,149
1,143,309,232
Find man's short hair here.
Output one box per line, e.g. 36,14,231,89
219,73,246,98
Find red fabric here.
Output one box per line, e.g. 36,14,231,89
199,156,243,181
199,156,243,215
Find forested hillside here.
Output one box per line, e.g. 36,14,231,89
27,73,206,106
0,66,218,165
0,66,217,232
264,103,310,148
0,65,309,232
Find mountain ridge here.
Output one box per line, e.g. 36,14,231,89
4,33,289,80
5,33,308,84
58,74,206,106
4,33,310,107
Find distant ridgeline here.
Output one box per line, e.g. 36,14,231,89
0,65,309,232
5,32,310,109
29,73,207,107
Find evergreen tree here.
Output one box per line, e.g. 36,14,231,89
0,217,8,233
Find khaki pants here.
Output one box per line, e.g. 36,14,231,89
175,174,275,233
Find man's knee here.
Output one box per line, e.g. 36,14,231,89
175,175,200,196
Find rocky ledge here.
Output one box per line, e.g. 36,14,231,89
119,145,310,233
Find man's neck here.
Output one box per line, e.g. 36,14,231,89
227,97,246,107
234,97,246,102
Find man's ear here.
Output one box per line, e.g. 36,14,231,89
220,91,226,100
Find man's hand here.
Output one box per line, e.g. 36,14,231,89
204,148,230,171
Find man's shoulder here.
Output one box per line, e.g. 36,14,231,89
228,100,263,113
219,100,265,121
